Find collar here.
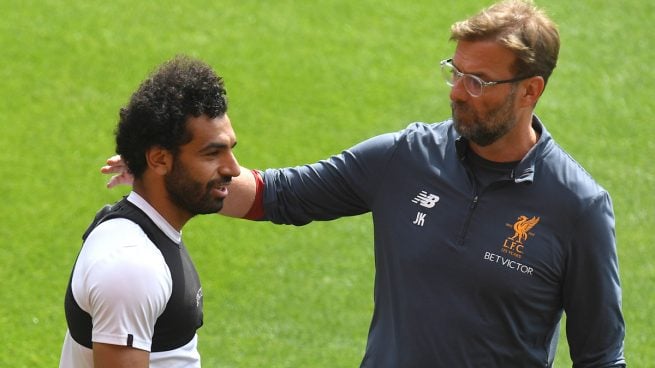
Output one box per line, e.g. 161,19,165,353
454,115,552,184
126,191,182,243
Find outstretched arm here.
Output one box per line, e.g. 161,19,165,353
221,168,258,218
101,155,259,218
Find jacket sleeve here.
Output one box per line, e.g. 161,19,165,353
563,191,626,367
261,131,400,225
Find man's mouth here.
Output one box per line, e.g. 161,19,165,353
210,179,231,198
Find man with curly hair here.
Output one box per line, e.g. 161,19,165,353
60,56,241,367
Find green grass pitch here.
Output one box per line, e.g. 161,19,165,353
1,0,653,366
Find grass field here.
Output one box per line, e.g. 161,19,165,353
1,0,653,366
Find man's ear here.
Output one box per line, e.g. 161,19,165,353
145,146,173,176
520,76,545,108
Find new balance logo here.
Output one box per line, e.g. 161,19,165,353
412,191,440,208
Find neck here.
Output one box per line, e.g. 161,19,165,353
469,116,538,163
133,181,191,232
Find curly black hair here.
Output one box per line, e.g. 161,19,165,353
115,55,228,179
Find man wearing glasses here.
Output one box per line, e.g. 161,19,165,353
105,0,625,366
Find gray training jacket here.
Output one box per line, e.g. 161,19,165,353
260,116,625,368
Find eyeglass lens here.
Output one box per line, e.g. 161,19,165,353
441,62,483,97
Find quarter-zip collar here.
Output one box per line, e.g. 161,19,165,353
454,115,553,185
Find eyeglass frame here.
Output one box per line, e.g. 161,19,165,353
440,58,534,97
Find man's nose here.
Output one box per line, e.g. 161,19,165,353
449,77,470,102
220,151,241,178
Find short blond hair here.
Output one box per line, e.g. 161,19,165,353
450,0,559,85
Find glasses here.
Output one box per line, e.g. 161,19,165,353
440,58,532,97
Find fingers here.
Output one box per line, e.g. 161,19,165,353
101,164,124,174
100,155,126,174
106,155,122,165
102,155,134,188
106,175,119,189
106,173,133,188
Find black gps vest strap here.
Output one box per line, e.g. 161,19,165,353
64,198,203,351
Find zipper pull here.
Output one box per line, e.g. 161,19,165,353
470,195,479,209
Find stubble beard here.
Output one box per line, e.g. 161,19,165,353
164,158,226,216
452,87,518,147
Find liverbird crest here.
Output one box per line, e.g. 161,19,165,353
509,215,540,242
